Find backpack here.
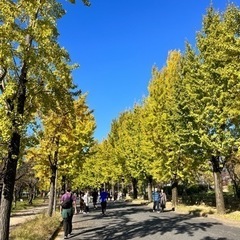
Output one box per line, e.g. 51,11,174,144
61,194,73,209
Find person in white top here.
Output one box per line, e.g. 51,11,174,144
83,190,90,214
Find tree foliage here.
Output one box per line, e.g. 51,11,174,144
0,0,92,239
81,4,240,214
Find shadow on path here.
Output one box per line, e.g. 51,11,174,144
68,202,227,240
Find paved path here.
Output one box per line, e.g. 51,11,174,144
10,203,48,230
54,201,240,240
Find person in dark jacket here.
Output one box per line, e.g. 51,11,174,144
152,188,160,213
160,188,167,212
92,189,98,209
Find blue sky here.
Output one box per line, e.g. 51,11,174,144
58,0,240,141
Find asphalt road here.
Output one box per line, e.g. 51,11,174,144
54,201,240,240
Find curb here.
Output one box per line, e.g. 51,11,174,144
49,220,63,240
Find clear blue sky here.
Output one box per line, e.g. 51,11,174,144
58,0,240,141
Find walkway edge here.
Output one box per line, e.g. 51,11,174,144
49,220,63,240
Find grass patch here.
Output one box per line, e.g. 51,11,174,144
176,204,217,216
214,211,240,222
131,199,150,205
10,212,61,240
176,203,240,223
11,198,47,213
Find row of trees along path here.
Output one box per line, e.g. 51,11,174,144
2,2,240,240
78,3,240,221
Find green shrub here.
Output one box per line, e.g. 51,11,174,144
185,184,208,195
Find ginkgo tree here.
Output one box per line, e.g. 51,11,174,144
27,94,95,216
145,51,194,207
181,4,240,214
77,138,122,190
58,94,96,191
103,105,152,199
29,107,74,217
0,0,90,239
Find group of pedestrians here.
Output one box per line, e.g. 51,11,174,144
152,188,167,213
60,188,109,239
60,187,167,239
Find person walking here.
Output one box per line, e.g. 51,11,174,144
152,188,160,213
92,189,98,209
160,188,167,212
99,188,108,215
79,193,84,213
83,190,90,214
60,189,76,239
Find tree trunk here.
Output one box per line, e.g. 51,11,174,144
13,189,17,209
147,175,153,201
47,165,57,217
48,137,59,216
229,175,240,198
61,175,66,193
213,171,225,214
226,164,240,199
212,156,225,214
171,179,178,211
234,183,240,199
53,169,58,212
132,177,138,199
0,51,28,240
111,183,115,200
0,132,20,240
28,192,34,205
